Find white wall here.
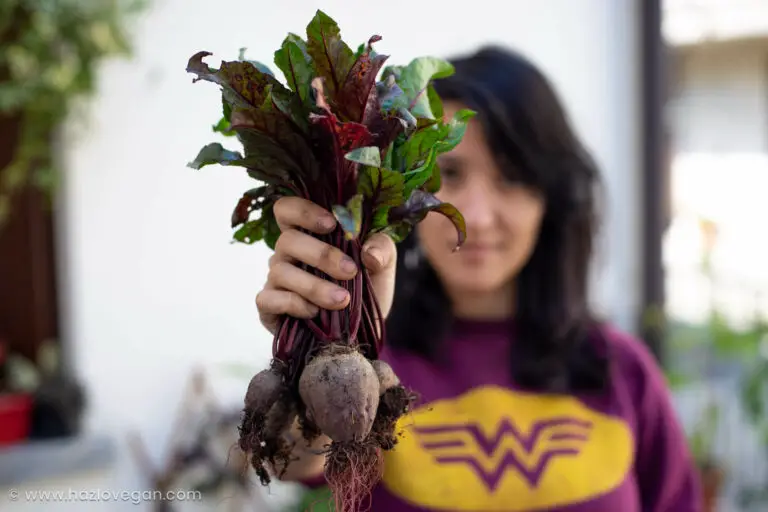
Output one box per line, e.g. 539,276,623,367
54,0,642,510
664,0,768,46
665,38,768,324
669,39,768,154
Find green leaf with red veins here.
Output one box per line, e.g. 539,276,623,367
305,10,355,99
435,108,476,153
238,47,276,76
393,57,455,119
233,217,267,244
426,84,444,120
344,146,381,168
187,52,273,108
231,186,277,228
338,35,388,122
274,34,314,104
388,189,467,249
233,203,281,248
402,147,438,198
358,167,403,204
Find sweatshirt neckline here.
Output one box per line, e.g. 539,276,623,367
450,317,515,337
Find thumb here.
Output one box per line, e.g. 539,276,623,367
361,233,397,319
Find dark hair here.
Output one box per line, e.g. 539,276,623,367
384,46,609,393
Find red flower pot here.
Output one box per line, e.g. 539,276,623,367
0,392,33,446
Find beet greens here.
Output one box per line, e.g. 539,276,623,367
186,10,471,512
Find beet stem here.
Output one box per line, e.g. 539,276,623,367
349,263,364,342
273,317,290,360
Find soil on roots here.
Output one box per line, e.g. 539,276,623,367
237,408,273,484
371,385,416,450
325,439,383,512
296,399,323,444
239,394,297,485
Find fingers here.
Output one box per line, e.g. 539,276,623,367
360,233,398,321
274,229,358,282
267,261,350,311
256,289,319,334
273,196,336,234
257,197,399,335
360,232,396,274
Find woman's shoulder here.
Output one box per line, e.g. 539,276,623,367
598,323,658,366
596,323,668,396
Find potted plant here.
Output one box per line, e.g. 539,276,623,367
0,339,87,445
0,338,34,446
690,401,725,512
664,340,725,512
27,341,86,439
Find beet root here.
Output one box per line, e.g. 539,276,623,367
368,359,415,450
257,397,298,481
371,359,399,390
237,361,289,485
325,440,383,512
244,362,285,411
370,384,415,451
295,344,384,512
298,345,380,443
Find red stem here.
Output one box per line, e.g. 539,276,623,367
349,260,364,342
284,318,299,354
362,268,385,354
273,317,290,359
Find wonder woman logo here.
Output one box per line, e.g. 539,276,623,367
383,387,633,510
413,417,593,491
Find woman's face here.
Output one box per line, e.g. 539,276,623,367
416,101,546,297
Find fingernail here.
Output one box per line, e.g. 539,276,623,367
318,216,336,230
340,257,357,273
366,247,383,267
331,288,348,303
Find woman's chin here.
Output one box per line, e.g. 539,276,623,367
446,273,511,295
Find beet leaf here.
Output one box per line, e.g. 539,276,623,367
186,9,473,354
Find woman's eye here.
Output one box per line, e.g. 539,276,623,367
498,172,525,188
440,166,462,183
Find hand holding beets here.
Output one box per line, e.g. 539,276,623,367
256,196,397,336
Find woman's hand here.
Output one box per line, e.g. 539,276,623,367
256,196,397,335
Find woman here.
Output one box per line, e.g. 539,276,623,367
255,46,701,511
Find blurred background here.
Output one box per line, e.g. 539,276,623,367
0,0,766,510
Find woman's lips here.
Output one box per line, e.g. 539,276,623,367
458,243,500,256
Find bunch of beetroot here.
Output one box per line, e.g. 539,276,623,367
186,10,471,512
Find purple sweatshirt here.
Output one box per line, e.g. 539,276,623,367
301,319,701,512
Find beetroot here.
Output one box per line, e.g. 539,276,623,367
371,359,400,391
185,10,470,512
299,345,380,443
244,362,284,412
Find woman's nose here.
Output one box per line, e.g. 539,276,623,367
455,183,495,230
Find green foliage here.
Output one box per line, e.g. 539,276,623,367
688,401,720,467
288,485,333,512
662,286,768,469
186,10,473,251
0,0,145,225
